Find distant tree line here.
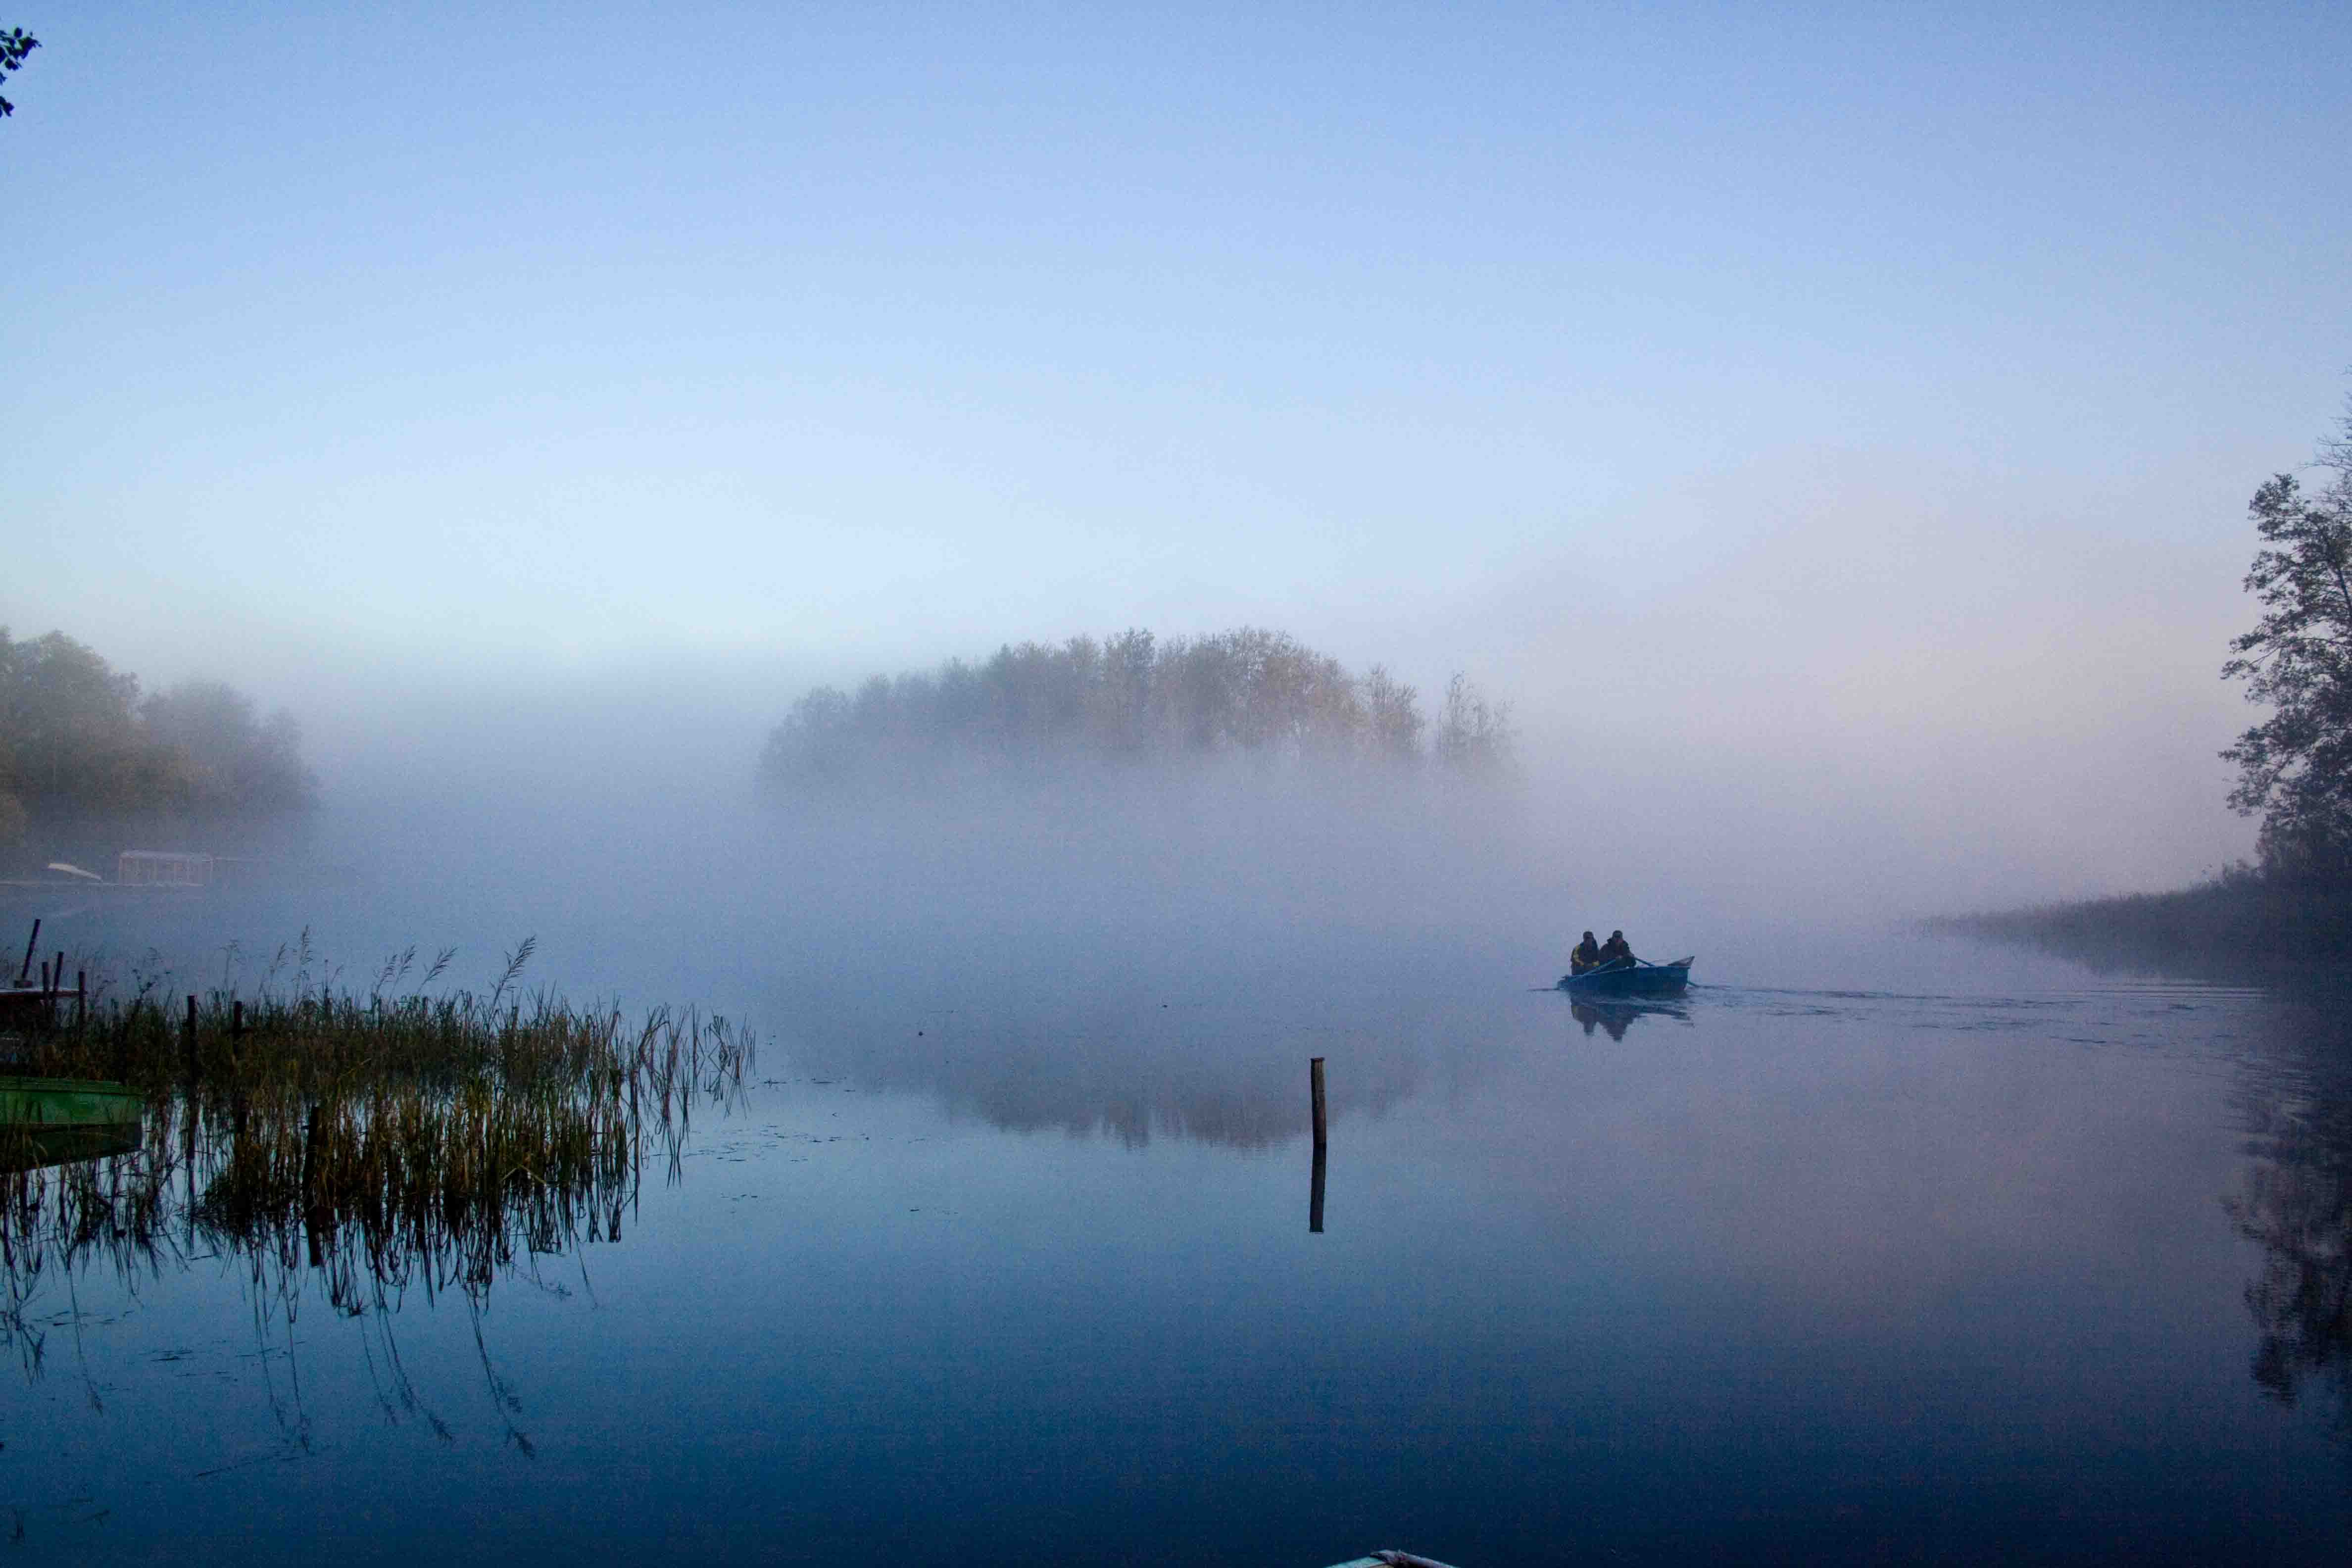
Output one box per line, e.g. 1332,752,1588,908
0,628,317,854
758,627,1514,796
1929,863,2349,976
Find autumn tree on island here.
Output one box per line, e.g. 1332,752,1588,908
2223,403,2352,886
0,629,316,860
758,627,1514,796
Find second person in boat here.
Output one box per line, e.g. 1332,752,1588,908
1597,930,1636,969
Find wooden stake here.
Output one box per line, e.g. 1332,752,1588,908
1310,1141,1327,1234
15,919,36,985
1310,1056,1327,1152
1309,1056,1327,1234
302,1103,321,1201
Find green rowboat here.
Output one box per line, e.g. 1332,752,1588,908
0,1076,145,1172
0,1075,145,1128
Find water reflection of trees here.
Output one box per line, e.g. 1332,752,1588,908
783,1011,1431,1150
871,1039,1424,1150
2225,993,2352,1440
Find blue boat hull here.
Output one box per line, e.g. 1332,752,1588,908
1558,957,1694,997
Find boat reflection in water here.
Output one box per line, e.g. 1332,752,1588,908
0,1118,145,1175
1567,997,1692,1042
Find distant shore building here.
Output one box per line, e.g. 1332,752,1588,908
116,850,214,887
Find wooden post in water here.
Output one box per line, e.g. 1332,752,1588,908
302,1102,324,1267
1311,1057,1327,1150
183,1079,197,1246
1309,1056,1327,1234
301,1102,317,1196
1310,1140,1327,1233
16,919,37,985
185,994,199,1080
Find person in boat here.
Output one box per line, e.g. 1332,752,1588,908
1596,930,1635,969
1569,931,1602,975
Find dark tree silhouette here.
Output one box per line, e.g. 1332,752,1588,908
0,28,37,119
2223,401,2352,882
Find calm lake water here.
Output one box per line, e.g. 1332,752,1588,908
7,872,2352,1564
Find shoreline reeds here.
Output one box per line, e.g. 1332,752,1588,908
0,937,754,1372
3,934,751,1099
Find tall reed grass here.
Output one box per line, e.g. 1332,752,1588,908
7,932,750,1098
0,937,754,1374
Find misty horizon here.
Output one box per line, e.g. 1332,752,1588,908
9,6,2339,922
7,10,2352,1562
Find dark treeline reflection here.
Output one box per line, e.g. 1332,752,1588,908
759,626,1515,794
2227,988,2352,1441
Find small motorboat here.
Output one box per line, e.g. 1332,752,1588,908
1557,956,1695,998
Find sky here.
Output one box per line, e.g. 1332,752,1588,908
6,1,2350,905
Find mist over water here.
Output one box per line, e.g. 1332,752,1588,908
25,673,2144,1139
12,680,2228,1181
6,669,2107,1189
11,680,2352,1564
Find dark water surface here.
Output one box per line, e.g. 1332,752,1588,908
6,882,2352,1562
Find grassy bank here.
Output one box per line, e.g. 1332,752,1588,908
1932,865,2352,976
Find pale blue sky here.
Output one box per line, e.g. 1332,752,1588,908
5,2,2348,896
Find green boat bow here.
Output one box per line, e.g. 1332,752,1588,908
0,1075,146,1127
